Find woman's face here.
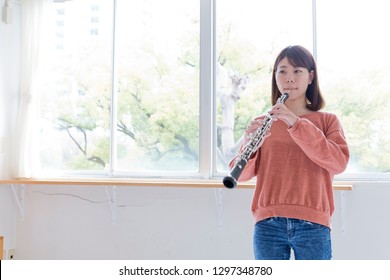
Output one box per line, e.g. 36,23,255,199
275,57,313,101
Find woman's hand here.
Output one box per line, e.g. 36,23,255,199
268,104,298,128
243,116,271,146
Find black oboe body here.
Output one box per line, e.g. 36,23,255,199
223,93,289,189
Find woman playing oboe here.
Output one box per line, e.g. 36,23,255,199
229,45,349,260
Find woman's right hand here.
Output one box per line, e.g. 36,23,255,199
243,116,271,145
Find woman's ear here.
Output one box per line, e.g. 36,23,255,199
308,70,314,84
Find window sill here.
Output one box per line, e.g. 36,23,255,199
0,178,353,190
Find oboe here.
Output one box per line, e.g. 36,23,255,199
223,93,289,189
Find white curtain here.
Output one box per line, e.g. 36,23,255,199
12,0,52,178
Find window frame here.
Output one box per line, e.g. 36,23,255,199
37,0,390,183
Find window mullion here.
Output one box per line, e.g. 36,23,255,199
109,0,118,176
312,0,317,59
199,0,215,179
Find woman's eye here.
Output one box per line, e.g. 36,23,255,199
295,68,308,73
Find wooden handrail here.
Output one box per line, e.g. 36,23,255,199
0,178,353,190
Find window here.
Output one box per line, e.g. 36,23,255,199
215,0,313,173
114,0,200,174
40,0,200,176
37,0,389,179
40,0,114,174
316,0,390,177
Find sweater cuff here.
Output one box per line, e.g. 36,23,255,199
287,117,301,133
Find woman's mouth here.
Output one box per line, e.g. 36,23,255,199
284,88,298,92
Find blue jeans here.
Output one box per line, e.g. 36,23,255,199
253,217,332,260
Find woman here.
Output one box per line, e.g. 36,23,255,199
231,45,349,260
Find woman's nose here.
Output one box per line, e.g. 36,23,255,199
286,75,294,83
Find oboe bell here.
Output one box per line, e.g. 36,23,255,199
222,93,289,189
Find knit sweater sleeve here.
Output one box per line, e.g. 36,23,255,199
287,113,349,174
228,146,260,182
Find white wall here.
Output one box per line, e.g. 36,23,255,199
13,185,255,259
5,182,390,260
1,0,390,260
332,183,390,259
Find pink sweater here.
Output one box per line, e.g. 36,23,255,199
232,111,349,228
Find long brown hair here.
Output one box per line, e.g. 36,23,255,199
271,45,324,111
